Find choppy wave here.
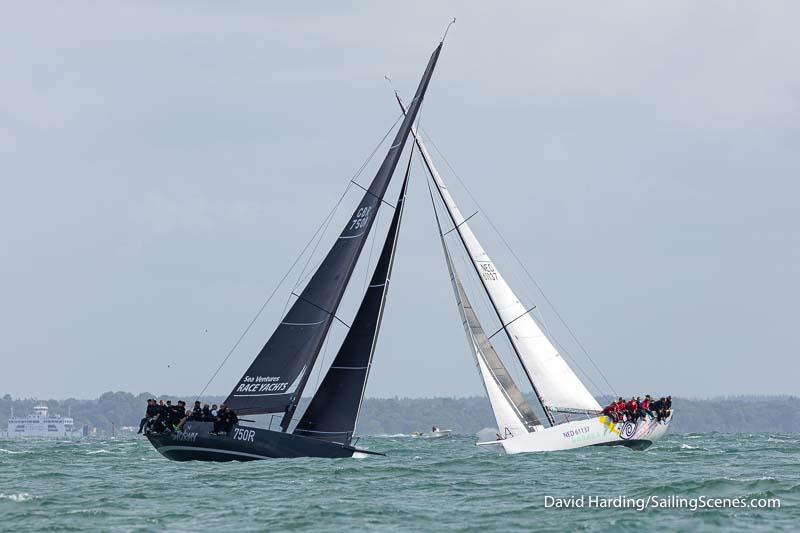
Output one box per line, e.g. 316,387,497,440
0,433,797,530
0,448,27,455
0,493,34,502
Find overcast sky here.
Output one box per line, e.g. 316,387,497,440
2,2,798,400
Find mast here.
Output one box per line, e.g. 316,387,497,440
428,182,541,434
398,97,602,423
224,42,443,432
397,98,552,425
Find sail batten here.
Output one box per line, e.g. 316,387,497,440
224,43,442,427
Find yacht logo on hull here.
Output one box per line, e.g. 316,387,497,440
173,432,198,443
620,421,637,440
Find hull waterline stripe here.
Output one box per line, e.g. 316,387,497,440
156,445,276,460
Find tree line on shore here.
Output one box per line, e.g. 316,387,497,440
1,392,798,435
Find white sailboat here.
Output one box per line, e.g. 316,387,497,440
401,102,672,452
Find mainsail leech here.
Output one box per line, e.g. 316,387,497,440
224,43,442,429
293,149,413,445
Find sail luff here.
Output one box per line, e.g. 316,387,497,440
293,151,412,444
224,43,442,426
401,100,600,416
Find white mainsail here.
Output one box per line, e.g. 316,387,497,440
413,127,601,414
436,215,538,437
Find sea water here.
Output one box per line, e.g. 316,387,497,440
0,433,797,531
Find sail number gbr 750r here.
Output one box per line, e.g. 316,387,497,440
349,206,372,231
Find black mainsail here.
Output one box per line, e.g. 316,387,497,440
293,155,412,445
225,43,442,431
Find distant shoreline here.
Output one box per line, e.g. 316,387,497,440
3,392,799,435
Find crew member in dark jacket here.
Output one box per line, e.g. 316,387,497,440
164,400,175,428
172,401,186,429
212,405,227,434
652,397,665,422
224,408,238,432
137,399,158,434
662,396,672,421
191,401,202,418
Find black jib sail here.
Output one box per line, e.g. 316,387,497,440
293,153,412,445
225,43,442,429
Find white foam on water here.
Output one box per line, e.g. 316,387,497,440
680,444,697,449
87,449,111,455
0,448,26,454
0,493,34,502
351,452,371,459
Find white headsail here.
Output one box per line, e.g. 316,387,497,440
413,127,601,414
435,204,540,437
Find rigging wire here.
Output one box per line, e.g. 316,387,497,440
421,130,619,399
194,114,404,401
193,183,352,402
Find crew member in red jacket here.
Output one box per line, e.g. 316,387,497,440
614,397,626,421
602,401,618,422
639,395,653,420
626,397,639,422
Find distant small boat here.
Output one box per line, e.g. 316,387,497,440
410,428,452,439
426,428,453,439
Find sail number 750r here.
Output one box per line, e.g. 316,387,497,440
233,428,255,442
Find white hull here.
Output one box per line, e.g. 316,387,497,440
479,414,673,454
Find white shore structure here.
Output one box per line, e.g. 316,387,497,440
4,405,81,439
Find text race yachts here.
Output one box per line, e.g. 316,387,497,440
236,376,289,394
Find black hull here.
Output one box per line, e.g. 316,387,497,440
145,422,379,462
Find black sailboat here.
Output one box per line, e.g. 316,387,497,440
147,41,442,461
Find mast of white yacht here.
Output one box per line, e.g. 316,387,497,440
399,98,601,426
